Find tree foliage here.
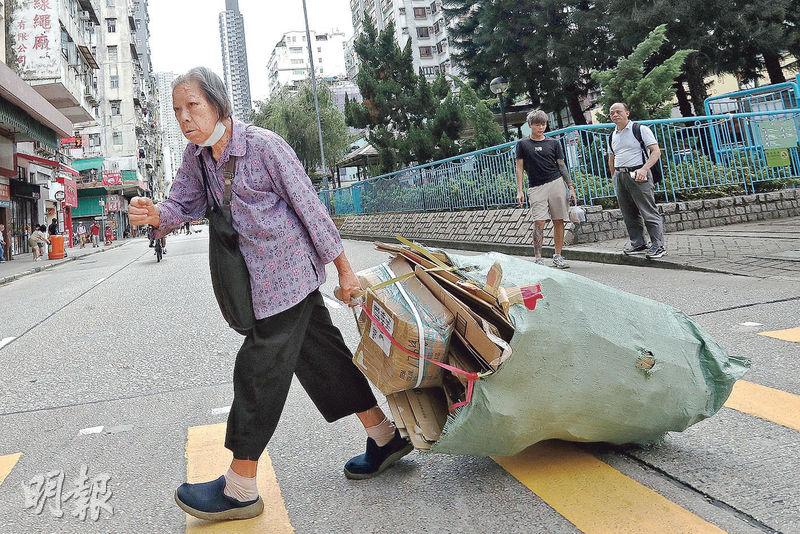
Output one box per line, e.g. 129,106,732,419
345,17,469,173
592,25,695,120
251,82,351,182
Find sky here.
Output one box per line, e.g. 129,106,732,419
148,0,354,102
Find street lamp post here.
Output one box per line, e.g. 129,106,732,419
98,199,105,246
490,76,510,140
301,0,332,212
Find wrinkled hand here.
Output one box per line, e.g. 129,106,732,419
634,169,649,182
516,190,526,207
128,197,160,226
336,270,363,307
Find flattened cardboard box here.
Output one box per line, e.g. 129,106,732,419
387,388,449,451
353,257,455,395
416,266,508,370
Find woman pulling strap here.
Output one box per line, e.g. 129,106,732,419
127,67,411,523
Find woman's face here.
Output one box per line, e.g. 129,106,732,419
172,81,220,145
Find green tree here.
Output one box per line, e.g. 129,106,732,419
592,25,695,120
251,82,351,184
346,17,464,172
454,80,505,152
444,0,614,125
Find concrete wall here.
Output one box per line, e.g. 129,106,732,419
333,189,800,248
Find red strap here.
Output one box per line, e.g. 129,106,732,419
520,284,544,311
360,303,480,412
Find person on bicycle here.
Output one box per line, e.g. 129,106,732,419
147,226,166,255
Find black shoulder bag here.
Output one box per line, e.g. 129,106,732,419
198,154,256,335
632,122,663,184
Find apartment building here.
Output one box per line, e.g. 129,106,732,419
219,0,252,119
266,30,347,98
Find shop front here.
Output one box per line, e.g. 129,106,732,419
9,179,41,255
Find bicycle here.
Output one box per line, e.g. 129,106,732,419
154,237,163,262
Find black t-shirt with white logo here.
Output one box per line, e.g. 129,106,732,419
515,137,564,187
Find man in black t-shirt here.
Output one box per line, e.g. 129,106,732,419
515,110,577,269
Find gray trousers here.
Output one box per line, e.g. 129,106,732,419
614,171,665,248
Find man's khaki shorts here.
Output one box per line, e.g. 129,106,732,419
528,178,569,221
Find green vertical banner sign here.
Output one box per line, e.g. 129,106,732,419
758,119,798,167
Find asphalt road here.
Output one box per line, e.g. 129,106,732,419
0,231,797,533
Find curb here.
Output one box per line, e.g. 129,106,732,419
340,233,730,275
0,241,130,287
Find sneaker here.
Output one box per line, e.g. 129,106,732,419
623,243,649,256
533,258,545,266
646,245,667,259
552,254,570,269
343,429,413,480
174,475,264,522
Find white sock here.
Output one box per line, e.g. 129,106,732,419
223,468,259,502
366,417,397,447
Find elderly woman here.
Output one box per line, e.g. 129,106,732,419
128,67,411,522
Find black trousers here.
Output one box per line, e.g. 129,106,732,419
225,289,378,460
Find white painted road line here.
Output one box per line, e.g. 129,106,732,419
0,337,15,350
78,426,104,435
94,277,106,284
322,293,343,309
739,322,763,327
211,406,231,415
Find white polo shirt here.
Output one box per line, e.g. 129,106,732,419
610,121,657,168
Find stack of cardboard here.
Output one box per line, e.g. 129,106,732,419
351,240,527,451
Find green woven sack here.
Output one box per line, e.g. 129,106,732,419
431,252,750,456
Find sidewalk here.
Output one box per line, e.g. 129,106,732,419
0,238,136,286
571,217,800,280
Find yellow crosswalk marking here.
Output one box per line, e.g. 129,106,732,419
758,326,800,343
494,441,722,534
724,380,800,432
184,424,293,533
0,453,22,486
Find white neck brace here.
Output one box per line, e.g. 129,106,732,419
198,121,227,147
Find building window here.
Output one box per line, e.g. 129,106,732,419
419,46,433,58
110,100,121,115
417,27,430,38
401,27,409,35
113,132,122,145
107,0,114,5
430,1,438,13
399,7,405,15
413,7,427,18
110,75,119,88
89,133,101,147
420,66,440,76
290,59,304,65
106,18,116,33
289,47,303,53
107,45,118,61
434,21,442,34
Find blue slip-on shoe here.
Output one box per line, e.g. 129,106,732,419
174,475,264,521
344,429,414,480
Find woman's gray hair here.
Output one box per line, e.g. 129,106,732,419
172,67,232,120
527,109,549,126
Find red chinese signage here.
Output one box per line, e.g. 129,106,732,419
0,182,10,201
57,177,78,208
102,171,122,186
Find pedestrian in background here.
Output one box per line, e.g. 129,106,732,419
515,109,577,269
77,222,87,248
48,218,59,236
104,225,113,246
91,221,101,248
0,224,6,263
29,225,49,262
128,67,409,523
607,102,666,259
